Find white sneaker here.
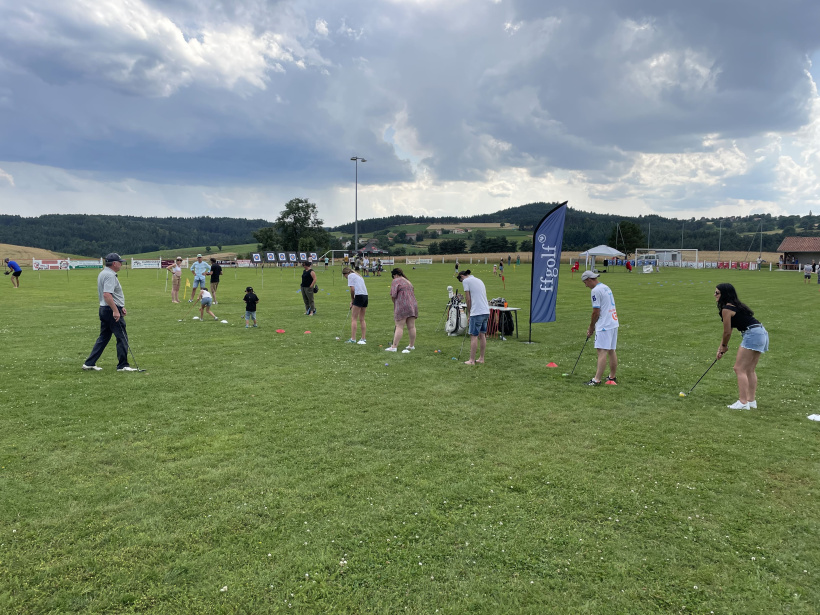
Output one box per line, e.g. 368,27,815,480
748,400,757,409
82,364,102,371
727,400,751,410
385,347,397,352
402,349,412,354
357,339,367,345
117,366,139,372
405,346,415,350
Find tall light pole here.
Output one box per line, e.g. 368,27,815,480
350,157,366,256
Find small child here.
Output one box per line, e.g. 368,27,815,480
199,288,218,321
243,286,259,328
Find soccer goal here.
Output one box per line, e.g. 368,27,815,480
635,248,699,271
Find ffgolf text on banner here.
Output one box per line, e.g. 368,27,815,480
530,201,568,326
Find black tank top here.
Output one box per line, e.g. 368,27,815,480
301,268,314,288
723,304,760,332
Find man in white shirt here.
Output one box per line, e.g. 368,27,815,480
582,271,619,386
457,270,490,365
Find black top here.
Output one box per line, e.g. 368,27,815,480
243,292,259,311
301,268,314,288
210,263,223,281
724,304,760,332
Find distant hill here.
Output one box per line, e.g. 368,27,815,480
333,203,818,252
0,214,273,257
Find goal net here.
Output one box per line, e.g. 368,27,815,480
635,248,699,272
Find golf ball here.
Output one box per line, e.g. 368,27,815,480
335,336,340,340
679,392,686,397
562,373,569,377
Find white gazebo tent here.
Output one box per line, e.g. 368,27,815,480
579,245,625,271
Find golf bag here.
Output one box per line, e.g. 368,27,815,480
444,294,467,336
490,297,514,336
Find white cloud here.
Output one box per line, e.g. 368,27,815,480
315,19,329,37
0,0,328,96
0,167,14,186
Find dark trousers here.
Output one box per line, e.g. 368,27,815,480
86,306,129,368
301,286,315,313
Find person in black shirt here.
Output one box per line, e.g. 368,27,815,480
243,286,259,328
300,261,318,315
715,283,769,410
209,258,223,304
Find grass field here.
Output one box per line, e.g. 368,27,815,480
1,264,818,614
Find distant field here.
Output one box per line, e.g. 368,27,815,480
1,264,818,613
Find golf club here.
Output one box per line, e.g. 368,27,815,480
337,307,352,340
682,357,719,396
117,320,146,372
179,297,200,322
564,334,591,377
456,323,469,360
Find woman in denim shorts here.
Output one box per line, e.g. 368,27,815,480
715,283,769,410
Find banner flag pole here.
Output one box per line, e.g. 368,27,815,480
527,201,568,343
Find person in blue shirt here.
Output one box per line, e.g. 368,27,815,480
4,258,22,287
189,254,211,302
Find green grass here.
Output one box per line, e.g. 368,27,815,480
1,265,819,613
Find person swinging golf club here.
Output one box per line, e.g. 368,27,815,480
581,270,618,386
82,253,138,372
342,266,368,344
456,270,489,365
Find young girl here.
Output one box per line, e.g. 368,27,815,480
714,283,769,410
198,288,218,321
343,267,368,344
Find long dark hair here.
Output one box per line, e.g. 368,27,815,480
716,283,753,317
390,267,407,279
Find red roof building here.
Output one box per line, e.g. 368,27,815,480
775,237,820,270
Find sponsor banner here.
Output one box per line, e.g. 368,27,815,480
131,259,162,269
33,259,69,270
217,260,237,267
530,202,567,324
68,259,104,269
236,260,252,268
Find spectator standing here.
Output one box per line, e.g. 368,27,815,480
386,268,419,353
189,254,210,302
82,253,138,371
804,262,812,284
209,258,223,303
300,261,318,315
166,257,182,303
4,258,22,287
581,271,619,386
343,267,368,344
457,270,489,365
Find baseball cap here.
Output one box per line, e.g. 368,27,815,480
105,253,124,263
581,270,599,281
196,253,203,257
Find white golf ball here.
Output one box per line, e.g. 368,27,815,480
193,316,199,320
221,320,228,324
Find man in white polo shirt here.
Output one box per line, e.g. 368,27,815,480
581,270,619,386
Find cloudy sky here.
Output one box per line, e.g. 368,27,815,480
2,0,820,226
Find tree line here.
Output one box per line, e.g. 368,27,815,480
0,214,272,256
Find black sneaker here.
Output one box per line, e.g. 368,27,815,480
585,378,600,386
605,377,618,386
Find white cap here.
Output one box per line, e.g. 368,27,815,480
196,253,203,257
581,270,599,281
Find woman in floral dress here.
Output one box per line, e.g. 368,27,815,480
385,268,419,353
